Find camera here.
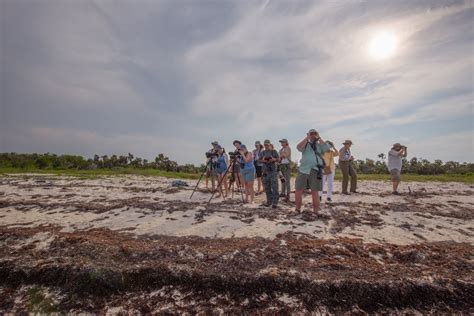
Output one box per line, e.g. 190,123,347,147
229,151,241,160
264,156,272,162
316,165,324,180
205,151,218,159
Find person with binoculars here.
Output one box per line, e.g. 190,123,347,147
237,144,256,203
257,139,280,208
339,140,358,195
387,143,408,195
214,145,229,199
294,129,330,214
205,141,219,192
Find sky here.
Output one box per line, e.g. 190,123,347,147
1,0,473,165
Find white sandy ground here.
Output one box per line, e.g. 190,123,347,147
0,174,472,245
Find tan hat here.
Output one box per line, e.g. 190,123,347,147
343,140,353,145
279,138,288,143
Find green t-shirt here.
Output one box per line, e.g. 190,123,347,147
298,142,330,175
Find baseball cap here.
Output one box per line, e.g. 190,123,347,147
279,138,288,143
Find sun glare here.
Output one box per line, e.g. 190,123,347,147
368,30,397,60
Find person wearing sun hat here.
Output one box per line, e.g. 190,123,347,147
238,144,256,203
387,143,407,195
278,138,292,202
339,140,357,194
257,139,280,208
205,141,219,191
294,129,331,214
253,141,265,195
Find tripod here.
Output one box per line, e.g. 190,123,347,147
190,159,213,199
208,158,244,204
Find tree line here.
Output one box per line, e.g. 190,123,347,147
0,152,472,175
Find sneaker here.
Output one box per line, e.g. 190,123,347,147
327,197,332,202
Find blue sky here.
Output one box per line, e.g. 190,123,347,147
1,0,473,165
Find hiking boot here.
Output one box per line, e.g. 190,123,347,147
261,202,271,207
279,193,286,197
272,205,278,209
342,192,350,195
319,196,322,201
392,191,400,195
284,196,290,203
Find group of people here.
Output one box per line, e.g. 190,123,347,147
203,129,408,214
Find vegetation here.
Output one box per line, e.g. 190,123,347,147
0,152,473,183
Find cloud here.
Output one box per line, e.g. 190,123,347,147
1,0,473,164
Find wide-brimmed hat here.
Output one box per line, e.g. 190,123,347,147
343,140,353,145
326,140,334,147
279,138,288,144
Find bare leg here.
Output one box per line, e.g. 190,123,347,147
249,181,254,203
223,177,229,197
295,189,303,211
393,180,400,192
311,190,320,212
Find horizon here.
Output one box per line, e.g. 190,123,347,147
1,0,473,165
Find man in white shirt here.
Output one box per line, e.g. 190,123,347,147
387,143,408,195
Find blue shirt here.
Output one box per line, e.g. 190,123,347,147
240,153,255,170
298,142,330,175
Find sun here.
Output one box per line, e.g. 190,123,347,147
368,31,397,60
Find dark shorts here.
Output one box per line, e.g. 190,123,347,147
390,169,401,181
255,165,263,178
295,169,322,191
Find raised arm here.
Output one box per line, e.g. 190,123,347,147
297,134,310,151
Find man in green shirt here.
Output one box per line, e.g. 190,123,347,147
294,129,330,214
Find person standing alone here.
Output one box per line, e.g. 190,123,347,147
387,143,408,195
339,140,357,195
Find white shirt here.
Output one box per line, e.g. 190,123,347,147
387,149,403,171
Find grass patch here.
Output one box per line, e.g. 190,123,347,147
333,173,474,184
0,167,201,180
0,167,472,183
26,286,59,314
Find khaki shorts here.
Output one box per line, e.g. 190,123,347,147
390,169,401,181
295,169,323,191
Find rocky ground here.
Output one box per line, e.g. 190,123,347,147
0,174,473,313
